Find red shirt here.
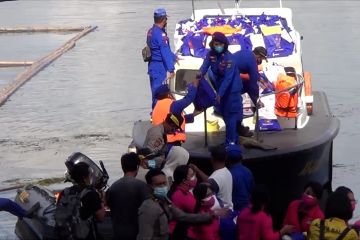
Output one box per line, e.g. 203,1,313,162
237,207,280,240
169,187,197,238
283,199,324,232
193,207,220,240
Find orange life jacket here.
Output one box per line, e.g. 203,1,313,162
274,74,298,118
202,25,242,35
152,98,186,143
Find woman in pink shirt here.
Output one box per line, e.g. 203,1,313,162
192,183,221,240
283,181,324,234
237,185,293,240
168,165,198,240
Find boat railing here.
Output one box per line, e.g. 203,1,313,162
254,73,305,141
172,73,305,146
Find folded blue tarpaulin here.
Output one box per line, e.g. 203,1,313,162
177,14,294,58
263,34,294,58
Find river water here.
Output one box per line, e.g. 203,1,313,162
0,0,359,238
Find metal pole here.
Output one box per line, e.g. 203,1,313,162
255,103,260,141
279,0,283,8
191,0,196,20
204,110,208,147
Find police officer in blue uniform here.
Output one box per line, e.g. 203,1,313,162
233,46,267,105
146,8,177,109
200,32,243,146
233,47,267,136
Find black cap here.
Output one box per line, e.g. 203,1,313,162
154,84,170,99
253,46,268,60
165,112,184,129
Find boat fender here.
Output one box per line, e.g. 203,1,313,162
304,71,313,115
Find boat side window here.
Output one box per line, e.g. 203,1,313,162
175,69,211,93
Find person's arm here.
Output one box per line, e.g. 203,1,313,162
81,190,106,221
199,53,211,77
182,114,193,123
94,203,106,221
0,197,28,218
137,200,159,240
207,178,220,195
170,205,212,224
247,56,260,105
189,163,209,182
156,31,175,73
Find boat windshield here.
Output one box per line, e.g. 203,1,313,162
175,69,212,93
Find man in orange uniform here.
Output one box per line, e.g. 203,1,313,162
152,79,199,152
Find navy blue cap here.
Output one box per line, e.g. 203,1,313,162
212,32,229,46
154,84,170,98
226,144,242,158
154,8,167,18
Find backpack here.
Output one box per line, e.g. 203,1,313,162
142,44,151,62
319,219,351,240
55,186,93,240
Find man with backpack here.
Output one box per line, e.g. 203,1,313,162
55,162,106,240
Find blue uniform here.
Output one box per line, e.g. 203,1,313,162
228,163,254,211
0,198,27,218
200,51,243,145
170,84,197,123
147,25,176,109
233,50,260,105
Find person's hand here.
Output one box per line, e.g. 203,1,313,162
169,72,175,79
279,225,294,236
175,55,183,65
193,109,203,116
140,159,149,169
189,163,200,173
212,208,230,219
216,95,221,104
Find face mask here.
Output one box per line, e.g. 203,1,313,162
302,194,317,206
154,186,168,198
202,195,215,208
187,176,197,189
214,45,224,54
352,202,356,211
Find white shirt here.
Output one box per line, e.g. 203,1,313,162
209,167,233,209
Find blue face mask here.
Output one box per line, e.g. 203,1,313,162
154,186,168,198
214,45,224,54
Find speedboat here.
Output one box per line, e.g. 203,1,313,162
131,1,339,227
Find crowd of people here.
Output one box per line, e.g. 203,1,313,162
61,151,360,240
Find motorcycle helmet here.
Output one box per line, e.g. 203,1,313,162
65,152,109,190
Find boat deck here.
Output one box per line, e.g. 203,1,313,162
183,91,340,162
